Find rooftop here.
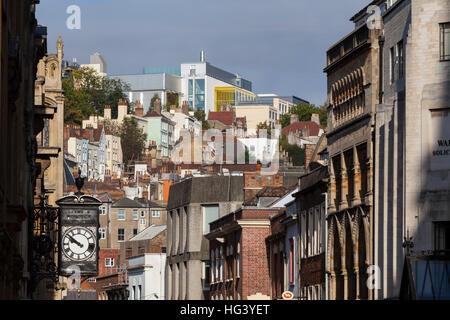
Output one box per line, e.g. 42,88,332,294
208,111,234,126
282,121,324,137
128,224,166,241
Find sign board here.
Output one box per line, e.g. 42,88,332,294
56,195,102,277
430,109,450,171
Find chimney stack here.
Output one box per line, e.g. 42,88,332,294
134,100,144,117
118,99,128,123
181,101,189,115
200,50,206,62
305,144,315,169
311,113,320,125
104,105,111,120
290,114,299,125
154,98,161,114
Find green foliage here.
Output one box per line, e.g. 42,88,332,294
166,92,179,108
194,109,210,130
280,134,306,167
120,117,147,165
63,67,130,125
256,121,272,137
280,101,328,128
150,93,160,111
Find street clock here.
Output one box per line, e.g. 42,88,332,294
62,226,97,261
56,194,102,277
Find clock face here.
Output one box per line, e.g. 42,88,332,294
62,227,97,261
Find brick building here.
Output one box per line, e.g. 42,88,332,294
207,206,278,300
207,185,296,300
266,211,286,299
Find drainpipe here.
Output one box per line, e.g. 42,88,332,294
379,34,385,105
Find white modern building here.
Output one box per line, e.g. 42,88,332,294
111,51,256,116
128,253,166,300
81,52,107,77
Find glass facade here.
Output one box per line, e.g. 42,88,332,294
195,79,205,110
203,205,219,234
188,79,193,108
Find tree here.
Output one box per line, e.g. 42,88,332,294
279,134,306,166
63,66,130,125
150,93,160,111
256,121,272,137
194,109,210,130
120,117,147,165
280,101,327,128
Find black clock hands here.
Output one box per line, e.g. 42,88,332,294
68,234,83,248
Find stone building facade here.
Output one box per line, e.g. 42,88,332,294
166,175,244,300
324,13,382,300
0,0,47,299
33,36,66,300
374,0,450,299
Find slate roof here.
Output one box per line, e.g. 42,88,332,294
111,197,146,208
129,224,166,241
243,185,297,207
134,198,166,209
96,192,112,203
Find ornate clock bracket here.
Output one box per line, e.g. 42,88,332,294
29,195,60,298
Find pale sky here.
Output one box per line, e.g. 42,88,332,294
36,0,369,105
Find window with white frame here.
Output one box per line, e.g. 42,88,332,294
219,247,224,281
140,210,145,217
301,211,307,258
211,250,215,283
105,258,114,267
118,209,125,220
99,206,106,215
152,210,160,218
118,228,125,241
315,207,320,255
133,209,138,220
99,228,106,239
140,218,146,225
215,248,219,280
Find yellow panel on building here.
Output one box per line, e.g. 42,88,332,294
214,87,256,112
